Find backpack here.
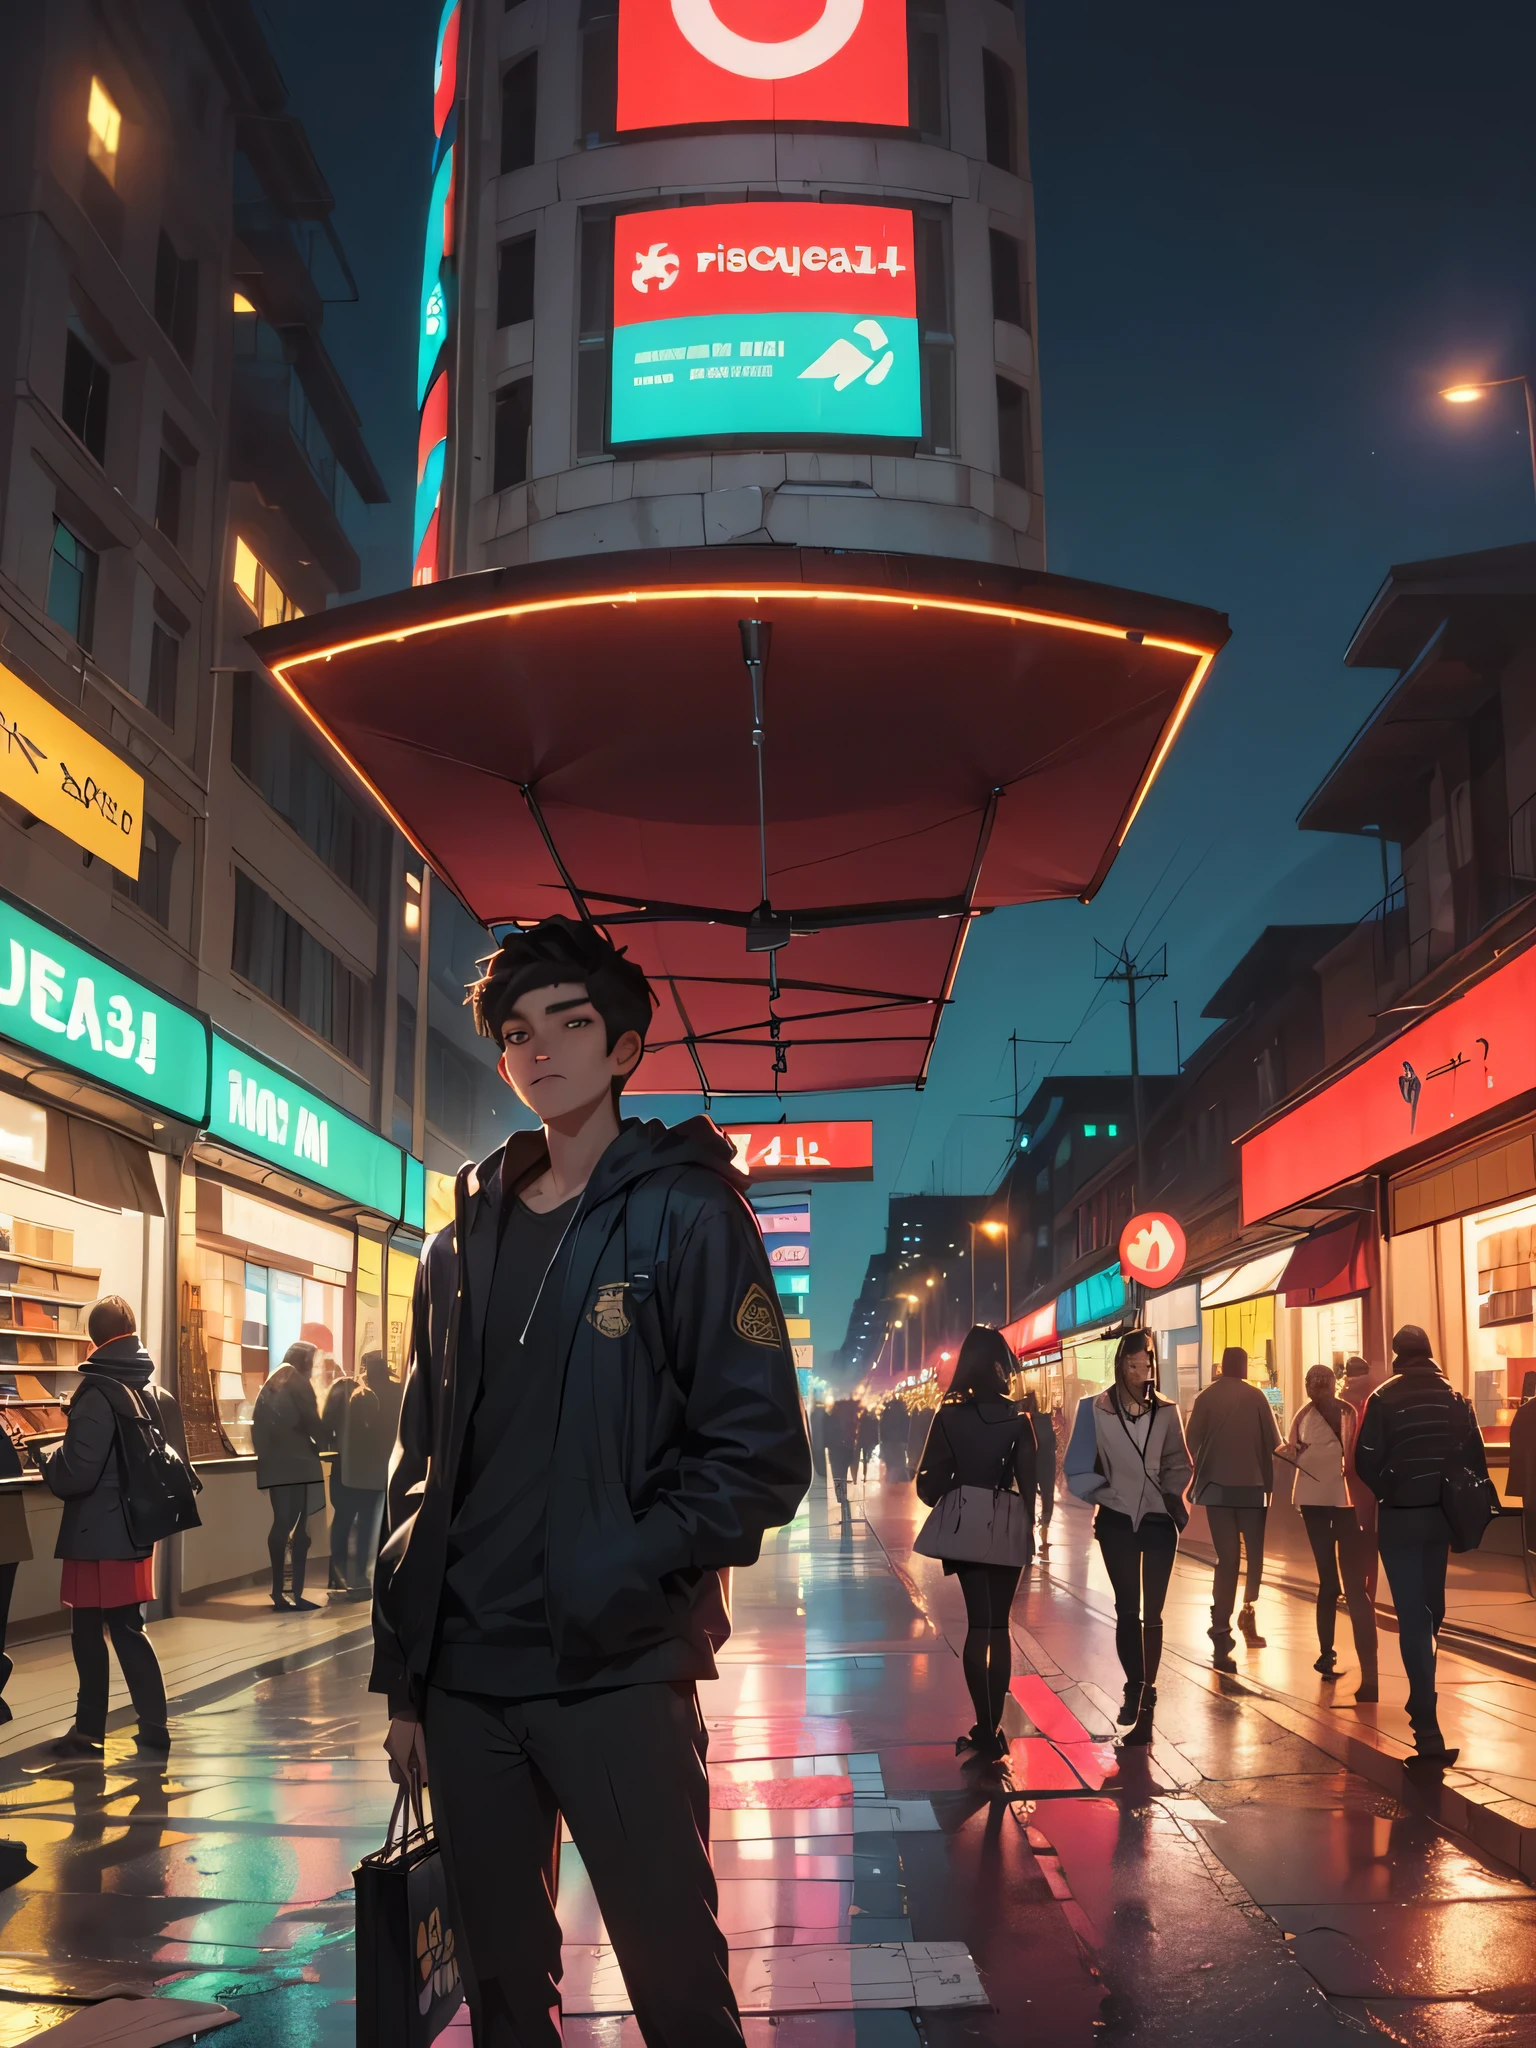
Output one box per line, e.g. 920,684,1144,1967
81,1375,203,1547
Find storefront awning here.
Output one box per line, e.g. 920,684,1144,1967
1281,1217,1372,1308
1199,1247,1294,1309
1001,1302,1056,1358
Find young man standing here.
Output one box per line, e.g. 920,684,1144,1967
375,917,811,2047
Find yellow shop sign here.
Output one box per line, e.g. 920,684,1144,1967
0,660,142,878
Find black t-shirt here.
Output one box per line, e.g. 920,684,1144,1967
434,1190,579,1696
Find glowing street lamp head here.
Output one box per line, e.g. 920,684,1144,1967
980,1220,1007,1239
1440,384,1487,404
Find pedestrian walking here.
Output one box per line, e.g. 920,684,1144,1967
1064,1329,1192,1746
1021,1388,1056,1557
319,1359,358,1592
907,1398,931,1477
1280,1365,1377,1700
857,1404,879,1480
827,1396,859,1512
1344,1355,1385,1599
335,1352,397,1596
0,1417,32,1726
808,1399,828,1483
39,1296,181,1760
253,1341,324,1611
1186,1346,1281,1671
377,916,809,2047
914,1327,1037,1762
1355,1324,1491,1768
879,1393,910,1482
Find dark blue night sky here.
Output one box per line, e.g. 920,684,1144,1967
259,0,1536,1362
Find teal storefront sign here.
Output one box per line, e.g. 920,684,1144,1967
1056,1264,1127,1336
209,1032,406,1218
0,892,208,1123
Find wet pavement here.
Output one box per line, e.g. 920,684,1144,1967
1,1472,1534,2044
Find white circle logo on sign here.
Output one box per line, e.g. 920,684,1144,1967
669,0,865,80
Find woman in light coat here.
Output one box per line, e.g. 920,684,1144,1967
1282,1364,1377,1701
1063,1329,1192,1746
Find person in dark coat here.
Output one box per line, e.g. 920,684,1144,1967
908,1399,932,1475
915,1327,1037,1761
252,1342,324,1610
1507,1374,1536,1595
857,1404,880,1479
377,916,810,2048
826,1396,859,1511
1022,1388,1057,1557
879,1394,910,1482
808,1400,829,1482
0,1417,33,1726
319,1360,358,1591
336,1352,397,1596
1355,1324,1489,1768
38,1295,181,1759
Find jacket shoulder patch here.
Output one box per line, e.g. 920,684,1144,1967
735,1282,781,1349
587,1283,632,1340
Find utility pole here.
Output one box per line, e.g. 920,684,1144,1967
1094,941,1167,1206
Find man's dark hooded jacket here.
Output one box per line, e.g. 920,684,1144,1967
372,1116,812,1711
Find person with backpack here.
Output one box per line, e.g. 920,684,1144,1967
1354,1324,1491,1768
914,1327,1037,1761
253,1342,325,1611
376,916,809,2048
38,1295,187,1761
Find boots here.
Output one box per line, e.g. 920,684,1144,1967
289,1552,319,1613
1405,1694,1457,1769
1119,1686,1156,1747
1209,1608,1237,1673
1237,1602,1266,1647
1117,1681,1142,1726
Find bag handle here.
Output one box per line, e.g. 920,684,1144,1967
384,1765,431,1851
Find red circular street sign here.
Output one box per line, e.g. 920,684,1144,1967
1119,1211,1187,1288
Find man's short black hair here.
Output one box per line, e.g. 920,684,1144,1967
468,915,655,1071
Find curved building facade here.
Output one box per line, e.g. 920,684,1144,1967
420,0,1042,579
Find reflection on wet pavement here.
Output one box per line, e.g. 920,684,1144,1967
0,1475,1531,2043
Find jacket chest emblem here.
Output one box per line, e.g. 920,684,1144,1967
587,1283,632,1340
735,1283,780,1348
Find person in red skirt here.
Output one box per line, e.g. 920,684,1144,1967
37,1295,183,1760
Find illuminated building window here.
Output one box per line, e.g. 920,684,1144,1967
233,292,256,314
497,232,536,329
46,518,98,649
1083,1124,1097,1137
232,537,301,626
501,53,538,174
87,77,121,185
996,376,1030,489
1107,1123,1118,1137
493,378,534,491
989,229,1028,331
982,51,1016,173
154,232,198,365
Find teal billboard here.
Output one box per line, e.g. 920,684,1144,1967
209,1032,406,1219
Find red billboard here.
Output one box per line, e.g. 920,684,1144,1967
1241,943,1536,1222
617,0,909,133
724,1121,874,1181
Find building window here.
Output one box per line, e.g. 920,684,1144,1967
395,994,417,1104
87,77,121,185
493,378,534,491
232,869,371,1068
576,213,614,458
989,228,1028,330
62,325,110,464
145,609,180,726
501,53,538,174
113,820,177,928
46,518,98,649
153,232,199,366
982,51,1016,172
580,0,618,145
996,376,1029,488
496,233,536,328
915,209,954,457
231,671,382,906
908,5,947,143
154,446,184,545
232,536,300,627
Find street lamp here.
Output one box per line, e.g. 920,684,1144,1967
967,1218,1011,1325
1439,376,1536,504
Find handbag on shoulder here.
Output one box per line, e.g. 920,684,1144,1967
912,1419,1034,1567
355,1774,464,2048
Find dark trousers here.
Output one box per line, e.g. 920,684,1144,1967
881,1445,908,1483
71,1602,167,1740
1207,1505,1267,1628
0,1561,16,1696
829,1448,856,1503
955,1561,1022,1734
424,1682,743,2048
1378,1537,1450,1735
266,1483,310,1598
1096,1507,1178,1688
1301,1506,1377,1676
329,1478,379,1587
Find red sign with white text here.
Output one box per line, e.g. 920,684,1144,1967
614,203,916,327
1241,944,1536,1222
724,1121,874,1181
1119,1212,1188,1287
617,0,909,132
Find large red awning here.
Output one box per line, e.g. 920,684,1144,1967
252,548,1226,1096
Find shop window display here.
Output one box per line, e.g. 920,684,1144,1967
1466,1197,1536,1447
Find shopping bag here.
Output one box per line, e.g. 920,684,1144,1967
354,1777,464,2047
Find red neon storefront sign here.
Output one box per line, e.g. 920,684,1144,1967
723,1121,874,1180
1001,1303,1056,1358
617,0,909,133
1241,943,1536,1222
